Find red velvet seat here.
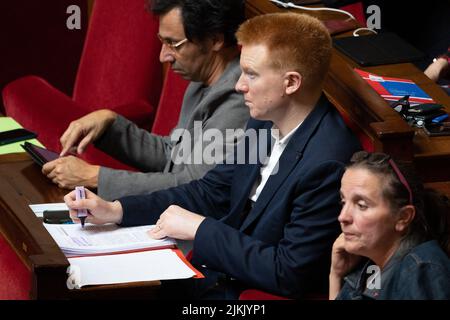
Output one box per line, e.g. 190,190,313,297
0,233,31,300
2,0,163,169
0,1,88,115
339,110,374,152
151,68,189,136
340,2,367,27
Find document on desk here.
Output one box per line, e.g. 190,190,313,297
43,223,176,257
354,68,435,105
67,249,197,289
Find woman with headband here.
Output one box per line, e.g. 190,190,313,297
329,151,450,300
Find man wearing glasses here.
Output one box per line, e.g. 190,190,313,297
43,0,249,200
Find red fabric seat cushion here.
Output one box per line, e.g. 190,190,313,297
340,2,367,27
0,233,31,300
151,69,189,136
3,76,138,170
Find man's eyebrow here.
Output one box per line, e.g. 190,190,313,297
241,66,256,74
159,34,180,42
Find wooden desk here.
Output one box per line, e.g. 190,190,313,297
245,0,450,182
0,153,160,299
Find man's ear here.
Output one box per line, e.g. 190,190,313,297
395,205,416,233
211,33,225,51
284,72,302,95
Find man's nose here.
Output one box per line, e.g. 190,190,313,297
235,74,248,93
160,45,175,63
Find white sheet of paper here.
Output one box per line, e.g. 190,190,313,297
67,249,195,288
29,203,68,218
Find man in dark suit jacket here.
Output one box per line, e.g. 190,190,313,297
65,13,361,299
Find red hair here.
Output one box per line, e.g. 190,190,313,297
236,13,332,88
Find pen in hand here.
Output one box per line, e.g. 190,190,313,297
75,186,88,228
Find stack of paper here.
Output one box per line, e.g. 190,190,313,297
43,222,203,289
43,223,176,257
67,249,197,289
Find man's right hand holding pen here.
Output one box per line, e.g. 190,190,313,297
64,189,205,241
64,188,123,225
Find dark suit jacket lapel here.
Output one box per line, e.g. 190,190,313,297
222,122,273,228
240,95,331,231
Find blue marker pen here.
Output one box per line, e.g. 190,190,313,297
432,114,449,124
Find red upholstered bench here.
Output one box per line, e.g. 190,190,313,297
3,0,163,170
0,233,31,300
151,68,189,136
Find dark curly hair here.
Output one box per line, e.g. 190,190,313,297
147,0,245,47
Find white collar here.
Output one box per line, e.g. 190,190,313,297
271,121,303,145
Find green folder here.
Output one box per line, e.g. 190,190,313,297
0,117,44,155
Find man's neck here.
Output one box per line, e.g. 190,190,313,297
204,47,239,86
274,92,321,138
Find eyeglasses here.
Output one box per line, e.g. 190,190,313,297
157,34,188,52
350,151,413,205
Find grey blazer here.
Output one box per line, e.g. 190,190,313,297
95,58,249,200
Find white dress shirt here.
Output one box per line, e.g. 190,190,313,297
249,121,303,202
